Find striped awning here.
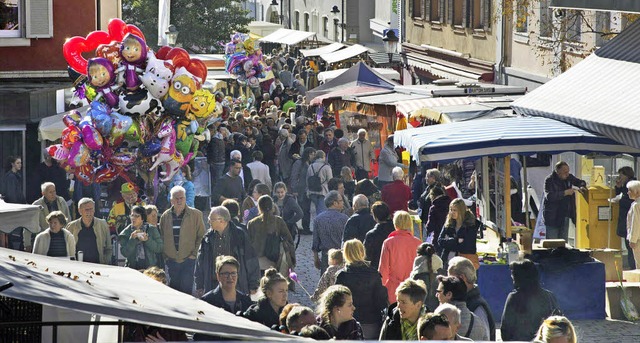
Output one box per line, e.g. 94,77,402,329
395,96,479,116
300,42,345,57
512,19,640,149
258,28,316,45
394,116,640,163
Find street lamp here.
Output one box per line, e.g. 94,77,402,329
382,29,399,64
270,0,280,23
165,24,179,47
330,5,342,42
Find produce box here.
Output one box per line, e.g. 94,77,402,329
590,249,623,281
605,281,640,320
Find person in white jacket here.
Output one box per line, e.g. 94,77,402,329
351,129,376,181
626,180,640,268
32,211,75,257
246,151,272,190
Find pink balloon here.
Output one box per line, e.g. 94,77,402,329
46,144,70,161
68,141,90,168
81,124,104,151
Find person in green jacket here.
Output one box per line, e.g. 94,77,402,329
119,205,163,269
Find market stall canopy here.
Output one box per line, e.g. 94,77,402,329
0,201,41,234
511,19,640,149
318,67,400,83
0,248,296,341
395,96,480,117
258,28,316,45
38,106,89,141
299,42,345,57
307,62,398,104
394,116,640,163
405,96,522,123
320,44,369,64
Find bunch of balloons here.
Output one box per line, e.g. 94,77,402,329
224,32,269,88
55,18,218,185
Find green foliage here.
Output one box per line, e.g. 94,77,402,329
122,0,251,53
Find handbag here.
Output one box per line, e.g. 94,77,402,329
263,233,282,262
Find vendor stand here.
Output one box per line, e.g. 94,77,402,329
394,116,640,320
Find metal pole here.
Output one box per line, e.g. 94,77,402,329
341,0,345,42
608,156,614,248
523,156,530,230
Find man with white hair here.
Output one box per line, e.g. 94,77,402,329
328,137,355,177
27,182,71,252
342,194,376,243
381,167,412,214
159,186,205,294
351,128,375,181
434,303,473,341
66,198,112,264
448,256,495,340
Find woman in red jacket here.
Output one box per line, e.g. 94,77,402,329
379,210,422,303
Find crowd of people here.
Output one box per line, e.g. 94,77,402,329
4,52,639,341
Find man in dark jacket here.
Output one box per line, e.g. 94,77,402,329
342,195,376,243
207,124,228,192
328,138,355,177
379,279,427,340
363,201,394,270
194,206,260,297
448,256,496,340
542,161,587,241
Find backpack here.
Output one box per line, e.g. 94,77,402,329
307,163,327,192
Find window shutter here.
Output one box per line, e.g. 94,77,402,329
26,0,53,38
447,0,454,25
482,0,491,29
439,0,446,22
462,0,468,27
425,0,431,21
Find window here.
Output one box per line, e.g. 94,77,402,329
323,17,329,37
515,0,528,33
453,0,464,26
539,0,552,37
334,18,340,41
430,0,440,22
595,11,611,47
566,10,582,42
0,0,20,37
413,0,423,18
304,12,309,31
295,11,300,30
471,0,481,28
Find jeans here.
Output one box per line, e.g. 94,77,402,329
166,258,196,295
545,217,570,242
309,194,327,216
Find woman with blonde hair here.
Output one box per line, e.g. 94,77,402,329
335,239,388,339
379,210,422,303
438,198,479,269
534,316,577,343
317,285,364,340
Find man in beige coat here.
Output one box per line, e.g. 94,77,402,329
66,198,112,264
351,129,375,181
159,185,205,294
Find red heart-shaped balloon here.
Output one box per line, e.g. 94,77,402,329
107,18,146,43
63,31,112,74
156,46,173,60
166,47,191,69
186,59,208,82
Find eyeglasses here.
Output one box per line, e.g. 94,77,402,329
209,217,225,223
219,272,238,278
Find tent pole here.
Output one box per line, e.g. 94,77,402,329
523,155,530,230
608,156,614,248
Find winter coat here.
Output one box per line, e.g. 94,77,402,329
328,146,355,177
247,214,296,266
543,171,586,227
32,228,76,257
243,297,283,329
453,300,489,341
66,218,112,265
425,195,450,252
201,285,254,315
438,212,478,267
409,254,445,311
363,221,394,271
381,180,412,214
159,206,205,263
319,318,365,340
467,285,496,341
377,146,403,182
277,137,294,180
276,194,303,236
379,303,403,340
119,223,164,269
379,229,422,303
194,221,260,294
289,159,310,196
3,170,24,204
351,139,375,172
342,208,377,243
501,287,560,342
616,178,636,237
336,262,388,324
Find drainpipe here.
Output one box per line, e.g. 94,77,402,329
496,0,507,85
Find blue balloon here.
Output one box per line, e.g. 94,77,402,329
88,101,113,137
139,138,162,157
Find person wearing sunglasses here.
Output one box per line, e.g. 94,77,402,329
118,205,163,269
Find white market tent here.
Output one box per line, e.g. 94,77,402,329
511,19,640,150
0,200,41,234
394,116,640,163
320,44,369,64
38,106,89,142
318,67,400,83
258,28,316,45
299,42,345,57
0,248,298,341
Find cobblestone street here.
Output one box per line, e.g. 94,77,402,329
289,234,640,341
